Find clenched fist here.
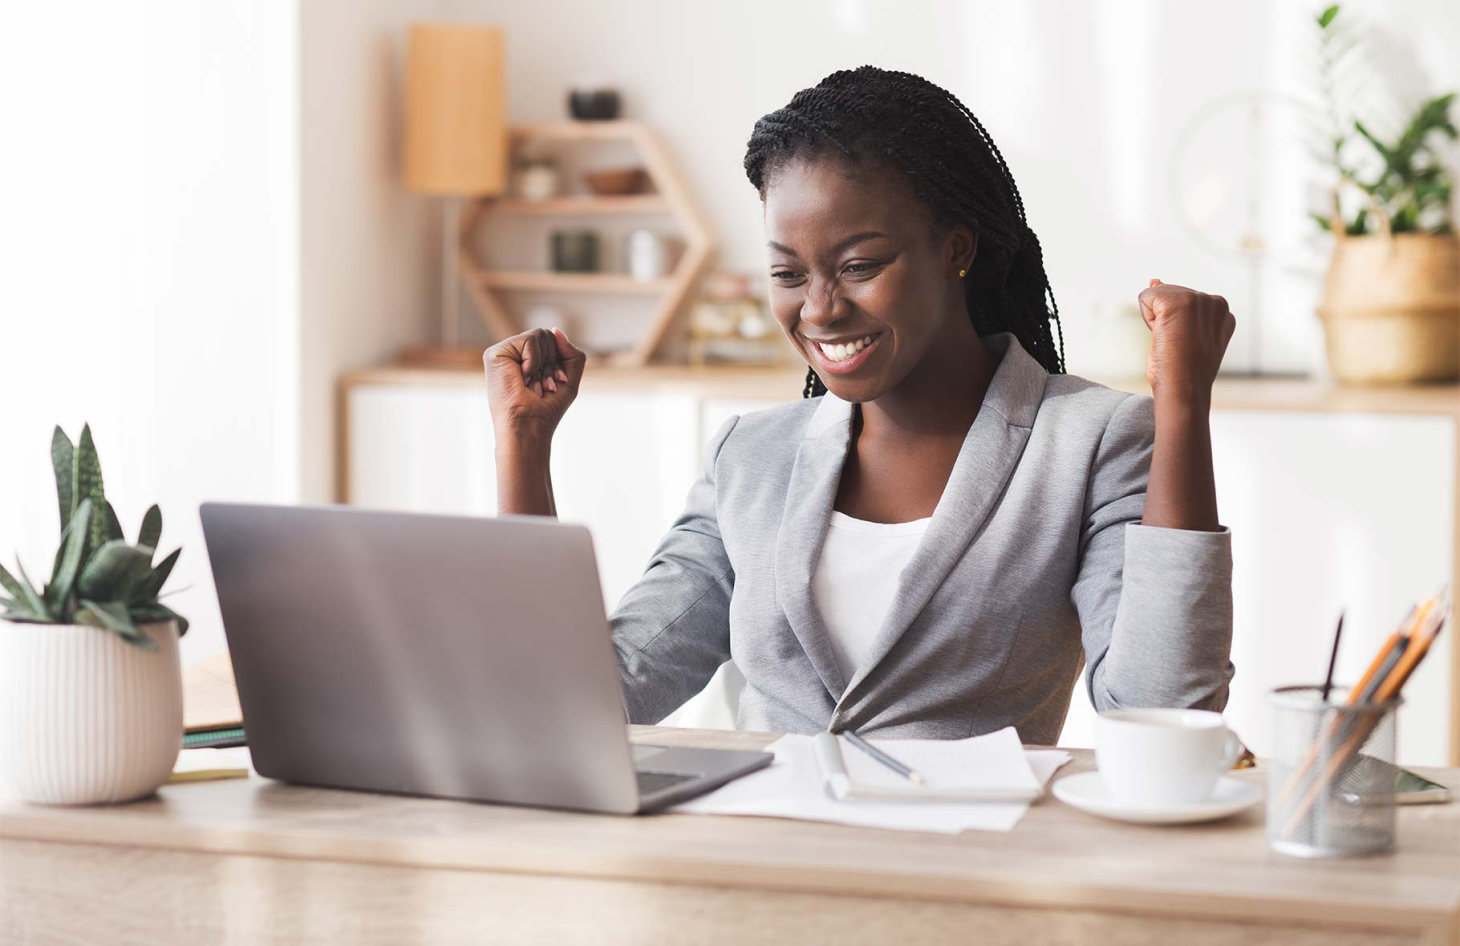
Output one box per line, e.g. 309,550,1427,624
484,327,587,445
1137,279,1236,402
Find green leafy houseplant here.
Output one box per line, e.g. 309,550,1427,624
1311,5,1456,236
0,425,188,650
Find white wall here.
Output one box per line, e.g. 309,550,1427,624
299,0,444,505
438,0,1460,377
0,0,301,667
0,0,444,665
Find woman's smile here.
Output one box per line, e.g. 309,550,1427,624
806,331,884,374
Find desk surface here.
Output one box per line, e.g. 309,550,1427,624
4,725,1459,942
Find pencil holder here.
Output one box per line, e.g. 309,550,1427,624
1267,685,1402,858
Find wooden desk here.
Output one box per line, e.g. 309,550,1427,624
8,727,1455,945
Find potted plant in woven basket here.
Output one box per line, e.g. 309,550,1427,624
1310,6,1459,384
0,425,189,804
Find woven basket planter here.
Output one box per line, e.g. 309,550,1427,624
1317,233,1460,384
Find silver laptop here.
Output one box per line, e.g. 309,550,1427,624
199,502,771,814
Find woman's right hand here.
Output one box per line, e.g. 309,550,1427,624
484,327,587,447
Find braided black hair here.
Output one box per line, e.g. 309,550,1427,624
744,66,1066,397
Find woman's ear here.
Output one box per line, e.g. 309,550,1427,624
948,224,978,275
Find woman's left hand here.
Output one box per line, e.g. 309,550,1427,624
1137,278,1236,403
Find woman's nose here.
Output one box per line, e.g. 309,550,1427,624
798,277,846,328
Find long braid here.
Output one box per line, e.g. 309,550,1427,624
744,66,1066,397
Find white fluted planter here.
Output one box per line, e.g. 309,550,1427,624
0,620,181,805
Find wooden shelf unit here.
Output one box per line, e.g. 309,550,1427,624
457,121,714,366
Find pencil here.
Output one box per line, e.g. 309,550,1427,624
1321,611,1345,703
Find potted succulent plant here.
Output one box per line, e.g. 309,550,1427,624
0,425,189,804
1310,5,1459,383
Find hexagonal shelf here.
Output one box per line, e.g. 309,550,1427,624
457,121,714,366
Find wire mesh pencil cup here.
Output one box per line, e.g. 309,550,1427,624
1267,685,1402,858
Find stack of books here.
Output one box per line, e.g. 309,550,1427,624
181,653,244,749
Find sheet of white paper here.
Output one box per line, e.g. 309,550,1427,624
673,727,1071,834
172,746,256,776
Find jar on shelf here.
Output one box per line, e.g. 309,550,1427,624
514,156,560,202
550,230,599,273
624,229,669,282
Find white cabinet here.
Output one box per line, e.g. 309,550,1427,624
1060,409,1455,766
346,373,1458,765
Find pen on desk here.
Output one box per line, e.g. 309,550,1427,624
841,730,924,785
813,732,852,800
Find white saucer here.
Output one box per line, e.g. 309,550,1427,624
1052,771,1263,825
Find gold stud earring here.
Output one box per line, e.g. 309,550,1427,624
958,268,967,278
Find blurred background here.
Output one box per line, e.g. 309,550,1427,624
1,0,1456,763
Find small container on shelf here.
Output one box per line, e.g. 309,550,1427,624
624,229,670,282
568,79,621,121
584,166,649,196
550,230,600,273
513,155,560,202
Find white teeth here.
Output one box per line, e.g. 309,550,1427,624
817,335,876,362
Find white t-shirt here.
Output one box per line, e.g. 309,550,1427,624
810,510,932,689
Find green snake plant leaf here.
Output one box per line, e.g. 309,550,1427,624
77,599,157,650
2,598,46,622
51,426,74,531
0,559,26,602
136,547,181,602
76,541,153,602
50,498,93,582
45,498,92,614
137,505,161,557
128,601,189,638
14,560,54,622
73,425,107,559
50,519,72,585
103,501,125,543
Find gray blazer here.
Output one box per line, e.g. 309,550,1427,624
610,332,1234,743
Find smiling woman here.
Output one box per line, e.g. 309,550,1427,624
485,65,1238,743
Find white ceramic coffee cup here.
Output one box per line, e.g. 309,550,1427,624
1096,708,1243,807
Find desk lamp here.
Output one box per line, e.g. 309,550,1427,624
401,23,507,368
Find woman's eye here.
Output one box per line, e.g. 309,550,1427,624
770,271,802,282
844,262,878,275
